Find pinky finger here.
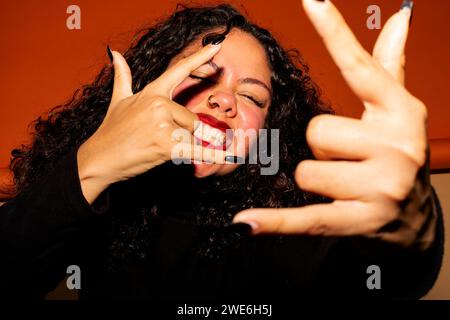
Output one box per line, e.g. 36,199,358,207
233,200,380,236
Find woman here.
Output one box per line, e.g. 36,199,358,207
0,1,443,300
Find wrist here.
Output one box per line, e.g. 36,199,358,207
77,143,116,204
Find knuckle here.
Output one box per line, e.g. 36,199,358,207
362,208,384,234
413,99,428,120
157,121,172,130
380,176,411,202
402,95,428,121
148,97,172,120
366,220,384,235
385,132,426,168
149,95,167,109
307,215,329,236
401,144,427,167
295,161,312,188
306,115,328,147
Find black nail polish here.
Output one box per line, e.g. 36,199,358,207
401,0,413,10
107,45,113,63
224,155,245,164
314,0,325,2
211,35,225,45
201,15,246,47
401,0,414,26
227,222,253,235
202,34,219,46
202,34,226,46
408,2,414,26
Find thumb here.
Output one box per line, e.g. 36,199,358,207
109,46,133,108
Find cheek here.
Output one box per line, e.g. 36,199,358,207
230,105,267,156
236,105,267,131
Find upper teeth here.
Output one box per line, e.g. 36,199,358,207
193,122,226,147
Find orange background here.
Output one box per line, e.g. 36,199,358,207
1,0,450,300
1,0,450,190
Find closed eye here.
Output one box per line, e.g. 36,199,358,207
189,74,215,84
189,75,265,108
242,94,265,108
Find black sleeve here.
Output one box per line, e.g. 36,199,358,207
322,188,443,300
325,149,444,299
0,148,110,299
255,148,444,300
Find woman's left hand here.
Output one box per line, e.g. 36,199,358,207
233,0,433,249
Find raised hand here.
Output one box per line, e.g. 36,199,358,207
77,43,230,204
234,0,432,249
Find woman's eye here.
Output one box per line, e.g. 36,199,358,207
189,74,215,84
242,95,265,108
188,75,265,108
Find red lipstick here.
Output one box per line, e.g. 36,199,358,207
196,113,230,132
194,113,233,151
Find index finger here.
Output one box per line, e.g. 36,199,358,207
302,0,406,107
150,43,222,99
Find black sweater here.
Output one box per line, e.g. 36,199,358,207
0,149,444,300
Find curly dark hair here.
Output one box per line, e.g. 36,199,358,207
7,4,333,261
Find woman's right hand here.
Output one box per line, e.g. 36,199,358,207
77,43,226,204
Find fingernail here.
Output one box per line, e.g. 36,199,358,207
224,155,245,164
211,35,225,45
400,0,413,10
227,222,253,235
233,220,259,233
107,45,113,63
202,34,224,47
314,0,325,2
400,0,414,26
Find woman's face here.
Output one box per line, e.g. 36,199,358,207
170,29,272,177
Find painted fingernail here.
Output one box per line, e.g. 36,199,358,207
202,34,224,46
227,222,253,235
233,220,259,233
224,155,245,163
211,35,225,45
401,0,413,10
400,0,414,26
107,45,113,63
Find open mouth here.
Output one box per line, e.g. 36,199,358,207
193,113,233,151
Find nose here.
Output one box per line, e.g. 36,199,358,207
207,92,237,117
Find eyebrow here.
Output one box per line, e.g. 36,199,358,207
239,78,272,95
207,60,272,95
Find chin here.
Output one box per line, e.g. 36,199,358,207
193,162,238,178
193,162,220,178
